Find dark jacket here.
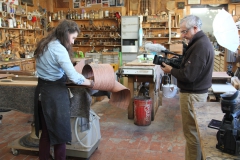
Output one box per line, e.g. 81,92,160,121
171,31,214,93
34,75,71,145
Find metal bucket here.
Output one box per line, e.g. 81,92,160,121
134,96,152,126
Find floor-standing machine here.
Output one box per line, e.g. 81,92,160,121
66,109,101,159
9,109,101,159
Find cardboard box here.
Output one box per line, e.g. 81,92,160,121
169,44,183,54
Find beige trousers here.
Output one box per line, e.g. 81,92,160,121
179,92,208,160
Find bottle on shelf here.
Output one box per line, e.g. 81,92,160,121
61,10,64,19
66,9,70,19
99,9,103,19
2,2,7,12
75,10,78,20
70,10,73,20
57,11,61,20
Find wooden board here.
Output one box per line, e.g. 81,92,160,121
125,60,155,66
211,84,236,94
0,80,37,86
0,74,14,79
212,72,231,79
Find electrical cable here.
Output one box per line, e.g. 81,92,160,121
74,110,99,148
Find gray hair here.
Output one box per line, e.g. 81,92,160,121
180,15,202,30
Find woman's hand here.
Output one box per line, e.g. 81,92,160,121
80,79,94,87
89,79,94,87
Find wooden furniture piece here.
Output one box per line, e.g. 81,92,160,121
118,60,164,120
212,71,231,84
193,102,240,159
0,58,35,71
20,59,35,71
142,14,181,47
52,6,126,54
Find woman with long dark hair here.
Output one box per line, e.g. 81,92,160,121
34,19,94,160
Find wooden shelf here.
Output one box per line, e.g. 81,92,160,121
0,27,41,31
143,37,180,39
79,30,120,32
73,45,121,47
143,20,168,23
77,37,121,39
52,18,118,21
143,27,180,29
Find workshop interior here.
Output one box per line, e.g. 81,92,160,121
1,0,240,159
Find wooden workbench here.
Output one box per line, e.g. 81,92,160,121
193,102,240,159
120,60,164,121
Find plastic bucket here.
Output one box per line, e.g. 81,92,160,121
162,84,178,98
134,96,152,126
161,74,178,98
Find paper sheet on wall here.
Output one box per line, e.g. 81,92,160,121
213,9,239,52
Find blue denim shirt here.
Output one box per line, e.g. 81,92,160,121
36,39,85,85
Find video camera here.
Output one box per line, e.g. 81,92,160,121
144,43,184,69
212,91,240,155
153,50,183,69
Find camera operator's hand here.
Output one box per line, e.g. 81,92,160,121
161,62,172,74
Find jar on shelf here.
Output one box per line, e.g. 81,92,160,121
51,12,55,20
95,10,99,19
99,9,103,19
104,10,109,18
109,11,114,18
89,10,94,19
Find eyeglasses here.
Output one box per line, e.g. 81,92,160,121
180,28,191,35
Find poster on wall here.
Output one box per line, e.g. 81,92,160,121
86,0,92,7
10,0,19,5
92,0,97,4
80,0,86,7
73,2,80,8
102,0,109,7
188,0,200,4
109,0,116,6
116,0,124,6
73,0,80,8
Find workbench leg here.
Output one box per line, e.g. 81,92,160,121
159,91,162,107
149,83,159,121
128,77,134,119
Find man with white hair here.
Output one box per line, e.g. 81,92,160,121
161,15,214,160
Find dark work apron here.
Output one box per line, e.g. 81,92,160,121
34,75,71,145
